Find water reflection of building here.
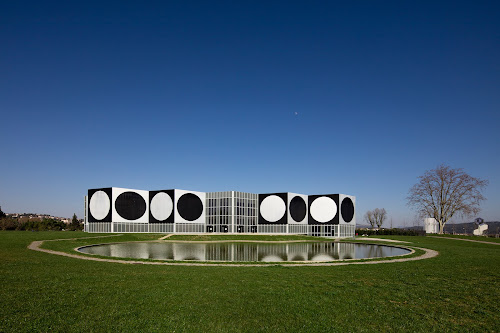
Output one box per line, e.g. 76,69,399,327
205,243,231,261
336,243,356,260
85,188,356,238
258,244,288,262
172,243,206,261
82,241,409,262
309,242,338,261
231,243,259,262
109,243,153,260
287,243,309,261
149,242,174,260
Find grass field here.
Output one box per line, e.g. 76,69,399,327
1,232,499,332
429,234,500,243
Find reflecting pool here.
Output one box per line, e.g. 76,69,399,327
78,242,411,262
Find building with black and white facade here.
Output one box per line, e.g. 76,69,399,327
85,188,356,237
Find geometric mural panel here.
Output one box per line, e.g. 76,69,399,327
308,194,339,225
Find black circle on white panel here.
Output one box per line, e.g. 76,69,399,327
115,192,147,220
289,196,306,222
177,193,203,221
341,197,354,222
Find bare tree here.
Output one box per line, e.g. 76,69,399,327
407,165,488,234
364,208,387,229
374,208,387,228
364,210,375,228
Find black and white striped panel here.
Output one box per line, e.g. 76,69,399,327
258,193,287,224
88,188,112,222
112,188,149,223
308,194,339,225
149,190,175,223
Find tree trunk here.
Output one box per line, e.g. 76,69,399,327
439,221,445,234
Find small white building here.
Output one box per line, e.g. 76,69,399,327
473,223,488,236
424,218,439,234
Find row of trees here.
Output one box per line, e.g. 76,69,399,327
1,218,67,231
364,208,387,229
0,208,83,231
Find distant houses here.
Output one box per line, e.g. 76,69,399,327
5,213,75,224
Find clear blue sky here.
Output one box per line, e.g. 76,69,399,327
1,1,498,225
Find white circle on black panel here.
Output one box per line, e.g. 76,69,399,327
310,196,337,223
260,195,286,222
177,193,203,221
289,196,306,222
341,197,354,223
151,192,173,221
115,192,147,220
89,190,110,220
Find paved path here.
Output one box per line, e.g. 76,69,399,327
158,234,173,240
27,236,438,267
353,237,411,243
428,236,500,245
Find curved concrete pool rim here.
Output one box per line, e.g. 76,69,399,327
27,236,439,266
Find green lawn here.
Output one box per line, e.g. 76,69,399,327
429,234,500,243
1,232,499,332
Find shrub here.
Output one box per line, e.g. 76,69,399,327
0,218,19,230
356,228,426,236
